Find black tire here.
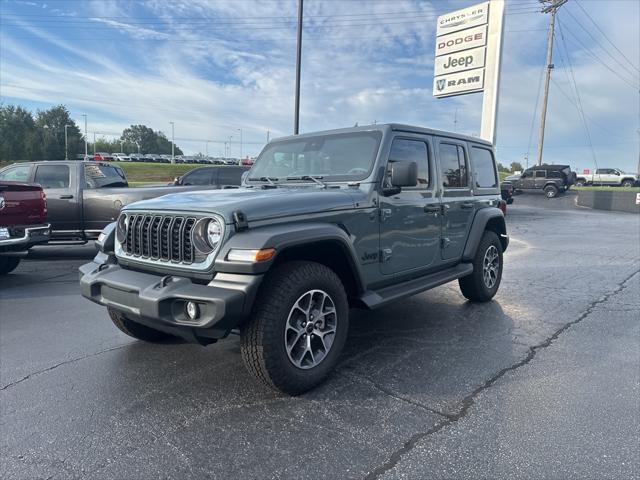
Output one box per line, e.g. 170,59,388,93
543,184,559,198
240,261,349,395
459,231,503,302
0,257,20,275
574,179,586,187
621,179,635,188
107,307,175,342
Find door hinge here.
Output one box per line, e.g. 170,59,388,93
379,208,392,222
381,248,392,263
441,237,451,249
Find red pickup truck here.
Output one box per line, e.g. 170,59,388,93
0,181,50,275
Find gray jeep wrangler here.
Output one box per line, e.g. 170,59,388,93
80,124,508,394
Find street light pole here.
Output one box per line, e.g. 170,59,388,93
227,136,233,158
170,121,175,164
64,124,71,160
82,114,88,158
294,0,303,134
237,128,243,160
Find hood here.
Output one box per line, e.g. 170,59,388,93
123,186,365,223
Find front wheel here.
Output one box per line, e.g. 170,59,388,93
0,257,20,275
459,231,503,302
240,261,349,395
621,179,635,188
574,179,586,187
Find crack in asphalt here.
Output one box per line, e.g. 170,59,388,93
0,343,132,391
364,268,640,480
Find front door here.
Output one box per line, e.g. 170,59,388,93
379,136,441,275
534,169,547,188
436,139,475,260
33,164,81,232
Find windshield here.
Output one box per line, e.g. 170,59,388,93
248,131,381,182
84,164,128,188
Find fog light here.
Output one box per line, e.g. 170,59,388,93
185,301,200,320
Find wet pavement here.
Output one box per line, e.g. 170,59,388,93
1,192,639,479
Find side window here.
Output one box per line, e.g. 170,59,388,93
34,165,70,188
182,169,212,185
388,138,429,187
217,168,244,185
0,165,30,182
471,147,497,188
534,170,546,178
522,169,532,178
548,170,562,179
439,143,468,188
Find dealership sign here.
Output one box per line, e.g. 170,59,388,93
434,1,491,98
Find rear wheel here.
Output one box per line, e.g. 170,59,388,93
459,231,503,302
574,179,586,187
240,261,349,395
107,307,175,342
0,257,20,275
544,184,559,198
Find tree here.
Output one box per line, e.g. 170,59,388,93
35,105,83,160
121,125,182,155
0,105,41,160
510,161,524,173
496,162,510,172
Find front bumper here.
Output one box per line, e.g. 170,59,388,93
80,256,263,343
0,224,50,253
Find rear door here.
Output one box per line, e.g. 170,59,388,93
534,169,547,189
33,163,81,232
436,139,474,260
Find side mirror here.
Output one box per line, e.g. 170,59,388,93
615,171,620,176
173,176,181,185
383,161,417,196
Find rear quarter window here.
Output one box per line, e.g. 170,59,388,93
471,146,497,188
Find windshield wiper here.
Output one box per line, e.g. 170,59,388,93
285,175,327,188
248,176,278,186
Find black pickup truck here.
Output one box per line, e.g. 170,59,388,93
0,161,212,242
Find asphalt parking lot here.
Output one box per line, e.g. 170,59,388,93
1,192,639,480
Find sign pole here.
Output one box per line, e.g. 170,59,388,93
479,0,505,147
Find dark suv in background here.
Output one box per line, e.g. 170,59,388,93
506,164,575,198
80,124,508,395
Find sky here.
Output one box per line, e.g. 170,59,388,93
0,0,638,172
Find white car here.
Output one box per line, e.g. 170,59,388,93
113,153,131,162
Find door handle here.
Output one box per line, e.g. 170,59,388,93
59,195,74,199
461,202,475,209
424,205,441,213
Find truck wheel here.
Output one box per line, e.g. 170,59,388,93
240,261,349,395
574,179,585,187
544,185,559,198
0,257,20,275
621,179,635,188
459,231,503,303
107,307,174,342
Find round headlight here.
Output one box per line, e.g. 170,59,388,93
192,217,223,254
116,214,127,243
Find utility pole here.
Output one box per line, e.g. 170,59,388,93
536,0,567,166
64,124,71,160
267,130,270,143
93,131,96,154
453,109,458,132
237,128,243,159
170,121,175,164
82,114,88,158
294,0,303,134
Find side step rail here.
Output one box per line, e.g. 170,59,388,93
359,263,473,309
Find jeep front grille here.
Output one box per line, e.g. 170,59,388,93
124,214,197,264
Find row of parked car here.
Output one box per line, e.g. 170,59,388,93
82,153,255,166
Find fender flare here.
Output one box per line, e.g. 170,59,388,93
214,222,366,292
462,208,507,261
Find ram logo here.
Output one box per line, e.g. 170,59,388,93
436,79,446,91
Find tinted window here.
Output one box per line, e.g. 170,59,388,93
534,170,546,178
389,138,429,187
217,167,245,185
182,169,212,185
548,170,562,179
0,165,30,182
472,147,497,188
439,143,468,188
34,165,69,188
84,164,127,188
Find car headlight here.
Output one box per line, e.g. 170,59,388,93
192,217,223,254
116,213,128,244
